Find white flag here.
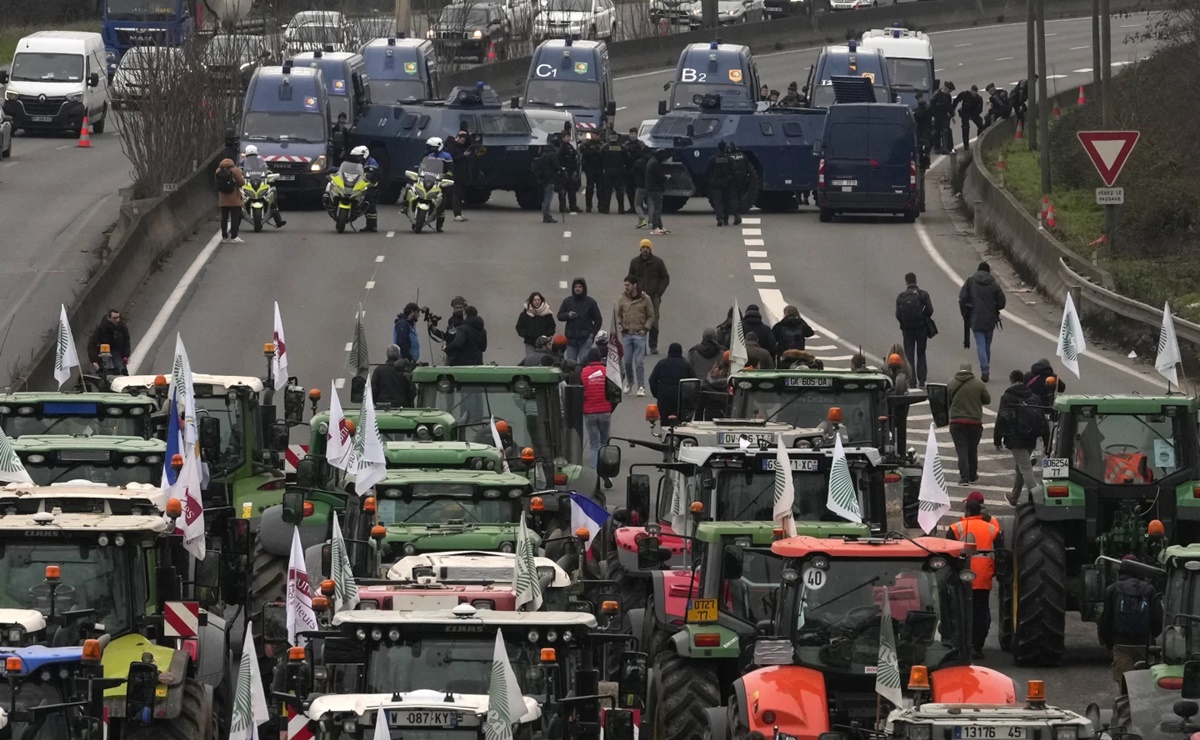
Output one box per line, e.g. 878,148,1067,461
169,441,207,561
729,300,748,369
229,624,269,740
772,435,797,538
1055,293,1087,379
916,423,951,535
348,382,387,496
170,334,198,447
273,301,289,391
54,305,80,390
483,631,526,740
607,304,624,390
825,434,862,523
331,512,360,613
1156,301,1182,388
514,517,543,612
0,427,33,486
326,383,353,473
373,708,391,740
286,527,318,646
875,587,904,708
490,417,511,473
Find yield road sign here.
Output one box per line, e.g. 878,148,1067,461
1077,130,1140,187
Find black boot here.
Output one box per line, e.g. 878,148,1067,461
364,216,378,233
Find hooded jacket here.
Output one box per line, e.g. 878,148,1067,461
556,279,603,341
948,369,991,423
772,315,815,354
742,306,777,357
648,344,695,420
628,251,670,298
87,317,132,365
687,335,724,379
744,334,775,370
1024,359,1066,408
216,159,245,208
515,302,556,347
617,287,656,335
994,381,1040,449
446,315,488,366
959,268,1007,332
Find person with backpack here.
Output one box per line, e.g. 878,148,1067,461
995,369,1046,506
947,491,1003,660
215,158,246,243
648,342,696,423
1099,556,1163,687
1024,358,1066,455
895,272,934,388
951,84,986,152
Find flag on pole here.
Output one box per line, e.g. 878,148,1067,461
1157,301,1182,388
286,527,318,646
163,391,182,487
350,304,369,376
0,428,33,486
272,301,288,391
607,304,624,391
875,587,903,708
667,473,688,534
229,623,269,740
169,431,206,561
826,434,862,523
170,334,198,447
373,708,391,740
331,512,360,613
568,493,610,549
326,383,353,473
54,304,79,390
729,299,748,369
773,435,797,538
483,631,526,740
1055,293,1086,379
348,382,387,496
490,417,512,473
916,423,951,535
513,516,542,612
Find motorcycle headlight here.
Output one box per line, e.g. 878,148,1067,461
472,29,483,39
310,155,327,172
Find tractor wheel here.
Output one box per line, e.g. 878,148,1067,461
1113,694,1131,730
1011,502,1066,666
124,680,214,740
604,548,647,610
248,536,287,642
652,651,720,740
640,591,676,661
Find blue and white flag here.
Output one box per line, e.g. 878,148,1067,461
568,493,609,549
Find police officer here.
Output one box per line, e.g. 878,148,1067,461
705,141,735,226
983,83,1012,127
727,143,750,226
913,92,934,167
1010,79,1030,127
779,81,803,107
349,145,380,232
622,128,645,219
580,132,604,213
1099,555,1163,687
558,127,582,215
930,81,955,155
947,491,1003,659
598,129,628,214
443,130,472,222
952,84,986,151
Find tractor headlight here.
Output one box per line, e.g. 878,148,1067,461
388,629,401,642
905,725,932,740
343,719,358,734
432,423,446,438
371,628,383,641
7,628,22,644
1053,727,1078,740
356,629,367,641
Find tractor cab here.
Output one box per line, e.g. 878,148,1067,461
12,435,165,488
0,639,107,740
0,392,157,439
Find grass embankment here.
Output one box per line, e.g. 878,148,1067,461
0,21,100,66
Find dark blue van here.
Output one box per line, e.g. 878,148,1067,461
520,38,616,139
815,103,924,222
804,41,894,109
290,49,371,128
240,62,336,195
360,37,440,103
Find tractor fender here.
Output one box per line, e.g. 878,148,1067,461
931,666,1017,704
703,706,728,740
648,569,696,628
734,666,831,737
625,608,645,651
257,506,327,557
193,611,228,689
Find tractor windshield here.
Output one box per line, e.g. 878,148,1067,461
195,395,247,472
423,383,555,454
376,489,520,526
18,458,160,488
1067,411,1180,485
713,468,867,523
784,558,965,675
0,404,148,438
0,542,135,636
731,389,876,446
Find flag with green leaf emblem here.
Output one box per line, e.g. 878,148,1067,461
1157,301,1181,387
514,516,542,612
484,631,526,740
773,435,797,538
825,434,862,523
331,512,359,613
916,423,951,534
1055,293,1086,379
348,382,387,496
54,304,79,390
607,303,624,391
349,304,369,376
0,427,33,486
229,623,268,740
729,300,748,369
875,587,903,707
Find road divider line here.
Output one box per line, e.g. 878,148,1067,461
563,231,572,238
376,255,385,262
746,250,768,258
365,281,375,290
1071,45,1090,50
561,254,569,262
753,274,776,283
742,228,761,236
386,231,395,238
741,217,761,224
559,280,568,289
750,262,772,271
744,238,764,246
807,345,837,351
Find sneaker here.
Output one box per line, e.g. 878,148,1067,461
569,210,580,215
733,216,742,225
454,215,466,222
636,219,647,228
623,383,632,394
544,217,558,224
231,237,245,243
636,386,646,397
1029,453,1038,465
958,478,969,486
649,347,659,355
1005,490,1021,507
969,474,979,483
220,237,230,243
981,372,990,383
651,228,666,235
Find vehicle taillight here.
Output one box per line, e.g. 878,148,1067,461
818,158,825,190
909,161,917,191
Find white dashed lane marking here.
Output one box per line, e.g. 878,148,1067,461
745,238,765,246
753,275,776,283
747,251,768,258
742,228,762,236
561,254,569,261
386,231,395,238
750,262,772,271
365,281,375,290
376,255,385,262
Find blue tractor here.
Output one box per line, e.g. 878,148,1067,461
0,641,111,740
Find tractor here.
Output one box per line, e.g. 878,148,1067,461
0,391,158,439
12,435,166,488
0,638,111,740
1004,394,1200,666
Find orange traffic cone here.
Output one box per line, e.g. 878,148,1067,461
485,42,497,63
1040,195,1049,221
1052,103,1062,118
77,116,92,148
1078,86,1086,105
996,152,1007,170
1046,204,1057,229
1014,120,1024,139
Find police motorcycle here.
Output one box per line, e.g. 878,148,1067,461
323,146,373,233
402,155,454,234
240,146,282,233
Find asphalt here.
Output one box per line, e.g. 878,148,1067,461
70,12,1164,711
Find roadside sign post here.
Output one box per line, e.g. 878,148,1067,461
1077,130,1140,253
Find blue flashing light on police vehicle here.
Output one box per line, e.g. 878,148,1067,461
658,40,761,115
803,42,895,109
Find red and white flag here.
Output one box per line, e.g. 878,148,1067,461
169,445,206,561
286,527,318,646
326,382,353,472
273,301,289,391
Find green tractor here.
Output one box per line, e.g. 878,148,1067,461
12,435,166,488
1004,394,1200,666
0,392,158,439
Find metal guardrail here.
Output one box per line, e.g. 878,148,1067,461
1059,259,1200,348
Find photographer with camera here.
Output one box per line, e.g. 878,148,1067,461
428,296,469,347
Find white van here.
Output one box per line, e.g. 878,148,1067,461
0,31,111,134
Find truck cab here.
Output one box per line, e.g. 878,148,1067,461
290,48,372,130
660,41,760,115
804,40,894,108
239,61,338,195
521,38,616,138
101,0,197,77
859,24,936,108
360,37,440,104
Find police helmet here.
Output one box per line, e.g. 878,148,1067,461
244,144,258,156
350,145,370,160
426,136,444,152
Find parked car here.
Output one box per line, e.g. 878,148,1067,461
112,45,184,110
283,11,352,56
428,3,509,62
0,113,11,158
764,0,808,18
203,34,272,97
533,0,617,41
829,0,879,8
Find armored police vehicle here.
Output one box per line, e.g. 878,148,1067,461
290,48,372,129
803,40,895,108
519,38,616,139
859,24,936,108
659,41,761,114
360,36,441,103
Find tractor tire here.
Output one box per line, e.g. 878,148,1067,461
1011,502,1066,666
1113,694,1131,730
124,680,214,740
248,537,287,642
604,548,647,610
652,651,720,740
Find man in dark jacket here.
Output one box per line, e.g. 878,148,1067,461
741,304,777,357
952,84,986,152
706,141,735,226
1010,79,1029,126
895,272,934,388
744,334,774,370
648,343,696,421
429,297,468,345
645,150,668,234
393,302,421,363
372,345,414,407
1099,559,1163,687
1024,358,1066,454
598,130,628,214
631,147,652,229
580,135,603,213
688,328,724,379
727,144,750,225
557,278,603,363
557,133,581,215
443,130,471,221
445,307,487,366
958,262,1006,382
994,369,1044,506
628,239,670,354
87,308,132,375
772,305,815,360
930,81,955,154
913,92,934,166
534,142,563,224
983,83,1012,126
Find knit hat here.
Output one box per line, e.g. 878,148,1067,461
552,335,568,349
639,239,652,250
965,491,985,504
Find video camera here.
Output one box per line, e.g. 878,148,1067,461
420,306,442,326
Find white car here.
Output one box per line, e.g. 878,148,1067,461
112,46,184,109
533,0,617,41
283,11,351,55
829,0,878,8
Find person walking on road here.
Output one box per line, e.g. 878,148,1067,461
372,344,414,407
580,354,615,469
931,81,955,154
645,150,669,235
687,327,724,379
632,147,652,229
895,272,934,388
628,240,670,354
958,261,1006,382
706,141,736,226
1024,358,1066,455
994,369,1046,506
649,342,696,423
952,84,986,153
445,306,488,366
87,308,132,376
535,141,563,224
948,362,991,485
772,305,815,362
617,275,656,396
1099,556,1163,688
516,292,556,357
557,278,603,363
947,491,1003,660
741,304,777,358
215,157,246,243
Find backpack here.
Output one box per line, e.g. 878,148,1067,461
1014,396,1043,440
604,377,622,407
1112,578,1152,637
897,289,925,328
216,168,237,194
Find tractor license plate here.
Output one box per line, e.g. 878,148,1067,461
392,711,462,728
1042,457,1068,479
783,376,831,387
31,116,52,123
276,174,295,181
687,598,718,623
955,727,1026,739
718,431,774,447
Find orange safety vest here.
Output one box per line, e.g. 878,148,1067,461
951,516,1001,590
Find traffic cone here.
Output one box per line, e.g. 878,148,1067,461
996,152,1007,170
76,116,92,148
485,42,497,63
1014,120,1024,140
1046,204,1057,229
659,17,668,36
1052,102,1062,118
1040,195,1049,221
1078,86,1086,105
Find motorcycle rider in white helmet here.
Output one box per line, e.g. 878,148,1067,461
238,144,286,228
347,145,381,232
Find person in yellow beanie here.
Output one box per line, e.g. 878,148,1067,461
628,240,670,354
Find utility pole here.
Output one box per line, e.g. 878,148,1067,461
1100,0,1113,127
1036,0,1050,194
1091,0,1102,107
1026,0,1037,151
395,0,411,39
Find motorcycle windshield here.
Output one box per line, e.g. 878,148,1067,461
418,156,446,178
338,162,365,185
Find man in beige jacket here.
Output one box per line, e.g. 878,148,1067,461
617,275,656,397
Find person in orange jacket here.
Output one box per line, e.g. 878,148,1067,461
947,491,1004,659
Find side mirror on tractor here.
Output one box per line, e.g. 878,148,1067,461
636,535,670,571
617,652,648,710
262,603,289,643
676,378,700,423
924,382,950,427
626,473,650,523
199,416,222,465
596,444,621,479
281,489,305,525
195,552,222,607
1184,660,1200,699
295,457,318,489
269,420,290,454
125,659,159,725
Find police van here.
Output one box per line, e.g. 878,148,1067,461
659,40,760,114
859,24,936,108
290,48,371,129
519,38,615,140
803,40,894,108
240,61,337,196
360,36,440,104
814,102,924,222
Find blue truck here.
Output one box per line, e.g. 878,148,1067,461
102,0,198,78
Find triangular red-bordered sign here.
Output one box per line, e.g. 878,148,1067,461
1077,130,1140,187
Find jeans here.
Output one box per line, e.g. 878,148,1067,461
902,329,928,386
220,206,241,238
541,184,555,221
649,294,662,352
565,335,592,364
623,333,647,388
972,588,991,651
973,330,994,374
1011,448,1036,499
647,192,664,229
950,422,982,481
633,187,648,220
584,412,612,468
